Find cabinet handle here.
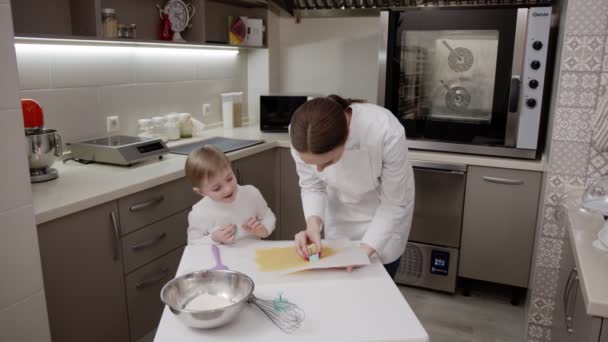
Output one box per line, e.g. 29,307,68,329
565,268,578,334
136,267,170,289
110,211,121,261
131,232,167,251
482,176,524,185
129,195,164,212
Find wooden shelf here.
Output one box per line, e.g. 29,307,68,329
11,0,269,49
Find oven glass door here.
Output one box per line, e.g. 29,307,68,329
385,9,519,146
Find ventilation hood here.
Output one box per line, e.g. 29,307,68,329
270,0,552,17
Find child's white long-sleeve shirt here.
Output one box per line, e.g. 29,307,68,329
187,185,276,245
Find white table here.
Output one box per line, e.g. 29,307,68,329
155,239,429,342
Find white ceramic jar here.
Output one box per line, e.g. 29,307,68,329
137,118,153,139
152,116,168,142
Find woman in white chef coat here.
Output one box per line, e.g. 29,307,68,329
290,95,415,277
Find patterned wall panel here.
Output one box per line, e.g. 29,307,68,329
526,0,608,340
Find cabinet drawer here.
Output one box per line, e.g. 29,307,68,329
459,166,541,287
125,247,183,341
122,210,188,274
119,178,198,235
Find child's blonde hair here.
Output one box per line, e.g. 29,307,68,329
185,146,232,187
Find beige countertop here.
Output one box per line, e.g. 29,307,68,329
563,189,608,318
32,125,545,225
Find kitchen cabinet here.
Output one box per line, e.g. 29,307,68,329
37,177,197,342
279,148,306,240
125,247,184,341
10,0,268,47
566,274,603,342
552,235,607,342
37,201,130,342
459,166,541,288
118,178,198,235
233,148,280,240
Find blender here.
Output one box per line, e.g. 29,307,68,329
22,99,62,183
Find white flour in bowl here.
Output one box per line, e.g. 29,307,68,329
185,293,234,311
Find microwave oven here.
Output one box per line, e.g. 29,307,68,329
379,7,556,159
260,95,313,132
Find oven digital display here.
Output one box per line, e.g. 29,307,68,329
430,250,450,276
137,142,164,154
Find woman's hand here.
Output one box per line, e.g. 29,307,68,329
242,217,270,238
295,216,323,259
211,224,236,245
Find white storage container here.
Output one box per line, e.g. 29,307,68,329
221,92,243,129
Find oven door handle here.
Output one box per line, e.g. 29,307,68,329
508,76,521,113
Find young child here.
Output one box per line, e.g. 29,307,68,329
185,146,276,245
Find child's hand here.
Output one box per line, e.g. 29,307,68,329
211,224,236,244
242,217,269,238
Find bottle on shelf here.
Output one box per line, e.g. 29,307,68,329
165,114,181,141
101,8,118,39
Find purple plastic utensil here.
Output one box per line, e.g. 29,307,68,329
211,245,229,270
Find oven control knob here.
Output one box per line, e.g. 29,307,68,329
529,79,539,89
531,60,541,70
532,41,543,51
526,98,537,108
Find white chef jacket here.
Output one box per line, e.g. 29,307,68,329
187,185,276,245
291,103,415,264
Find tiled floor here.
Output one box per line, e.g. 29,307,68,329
399,285,526,342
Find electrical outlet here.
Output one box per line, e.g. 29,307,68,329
106,115,120,133
202,103,211,117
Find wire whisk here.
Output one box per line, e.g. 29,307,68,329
249,295,306,333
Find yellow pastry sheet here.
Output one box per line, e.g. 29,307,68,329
255,246,338,272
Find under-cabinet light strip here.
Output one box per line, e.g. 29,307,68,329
14,36,241,54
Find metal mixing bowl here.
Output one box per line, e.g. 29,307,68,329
160,270,254,329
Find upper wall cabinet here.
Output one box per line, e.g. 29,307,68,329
10,0,270,47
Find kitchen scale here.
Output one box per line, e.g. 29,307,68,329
69,135,169,166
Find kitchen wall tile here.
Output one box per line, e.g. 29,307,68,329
565,0,608,36
543,204,558,223
545,174,586,207
558,72,600,108
50,45,133,88
541,217,565,239
0,109,33,212
562,36,605,72
133,47,197,84
100,79,242,136
21,88,104,145
196,52,242,81
529,297,555,327
535,237,563,269
14,44,52,90
553,107,594,143
591,73,608,149
0,4,20,110
0,291,50,342
532,267,560,299
0,205,44,310
527,323,551,342
586,146,608,179
549,141,590,176
603,36,608,72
